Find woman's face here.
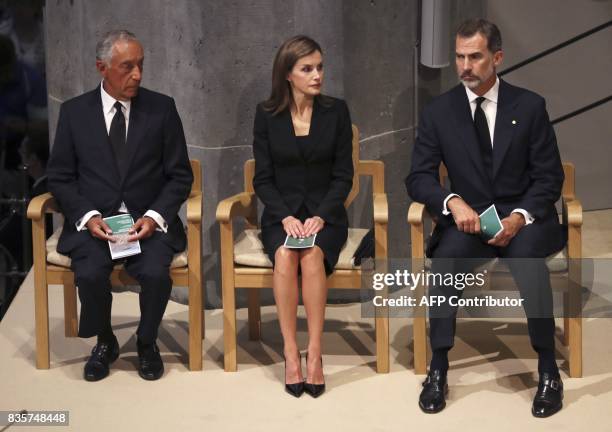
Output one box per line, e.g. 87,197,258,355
287,50,323,99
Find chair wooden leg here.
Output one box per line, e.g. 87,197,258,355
222,278,237,372
568,317,582,378
188,272,203,371
413,278,428,375
413,316,428,375
375,304,389,373
247,289,261,341
567,256,582,378
567,316,582,377
34,274,50,369
63,276,78,337
32,217,50,369
568,269,582,377
221,223,237,372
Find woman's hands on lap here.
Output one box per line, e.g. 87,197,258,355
303,216,324,237
282,216,306,238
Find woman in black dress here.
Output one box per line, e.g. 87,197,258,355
252,35,353,398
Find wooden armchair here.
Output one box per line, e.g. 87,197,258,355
408,162,582,377
27,160,204,371
216,125,390,373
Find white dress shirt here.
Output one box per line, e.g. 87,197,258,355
442,76,534,225
75,82,168,233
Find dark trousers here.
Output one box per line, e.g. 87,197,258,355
428,219,562,355
70,231,175,344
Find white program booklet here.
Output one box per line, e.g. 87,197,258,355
103,214,141,260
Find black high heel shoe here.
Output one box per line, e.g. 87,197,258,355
304,354,326,398
284,352,304,398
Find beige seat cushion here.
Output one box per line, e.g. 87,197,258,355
233,228,370,270
46,227,188,269
424,249,568,273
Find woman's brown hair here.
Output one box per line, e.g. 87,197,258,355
262,35,331,115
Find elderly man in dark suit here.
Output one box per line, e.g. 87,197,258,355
47,30,193,381
406,19,566,417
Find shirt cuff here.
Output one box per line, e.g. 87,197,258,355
511,208,535,225
442,194,461,215
144,210,168,233
76,210,101,231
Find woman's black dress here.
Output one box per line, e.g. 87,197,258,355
261,135,348,276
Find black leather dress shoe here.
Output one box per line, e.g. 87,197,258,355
304,355,325,398
419,369,448,414
84,336,119,382
284,353,304,398
532,373,563,418
137,342,164,381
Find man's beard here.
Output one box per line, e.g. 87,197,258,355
460,69,494,90
460,76,482,89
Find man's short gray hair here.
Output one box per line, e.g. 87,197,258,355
95,30,138,64
456,18,502,53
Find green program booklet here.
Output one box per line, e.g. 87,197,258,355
284,234,317,249
103,214,142,259
479,204,504,240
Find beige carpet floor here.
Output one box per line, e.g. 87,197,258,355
1,209,611,431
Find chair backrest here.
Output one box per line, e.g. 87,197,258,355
438,162,575,200
244,124,361,208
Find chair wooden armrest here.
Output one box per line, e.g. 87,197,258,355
373,193,388,224
407,202,430,261
216,192,256,223
186,191,202,223
27,192,59,221
563,198,583,227
373,192,389,261
563,198,582,261
407,201,428,226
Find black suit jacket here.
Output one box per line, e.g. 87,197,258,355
406,79,565,255
47,86,193,254
252,97,354,227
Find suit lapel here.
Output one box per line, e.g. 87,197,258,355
120,94,148,185
88,88,121,183
492,80,518,180
449,85,489,180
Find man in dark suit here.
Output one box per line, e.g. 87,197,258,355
406,19,565,417
47,30,193,381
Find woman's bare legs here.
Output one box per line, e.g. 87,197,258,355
300,246,327,384
273,247,302,384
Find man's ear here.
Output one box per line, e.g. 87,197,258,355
493,50,504,68
95,59,107,76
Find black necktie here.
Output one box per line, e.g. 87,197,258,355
474,96,493,178
109,101,126,164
